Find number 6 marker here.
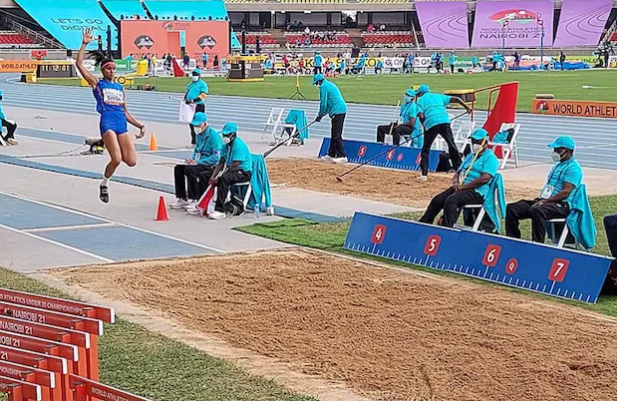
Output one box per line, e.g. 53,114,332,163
482,245,501,267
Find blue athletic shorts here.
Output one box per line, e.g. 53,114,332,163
100,112,128,136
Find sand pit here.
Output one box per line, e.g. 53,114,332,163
267,158,538,208
51,250,617,401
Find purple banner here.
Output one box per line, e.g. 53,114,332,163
553,0,612,47
472,1,554,48
416,1,470,49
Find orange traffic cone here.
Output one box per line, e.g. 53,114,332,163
156,196,169,221
149,133,158,151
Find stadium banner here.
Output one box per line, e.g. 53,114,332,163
14,0,118,50
532,99,617,119
472,1,554,48
0,60,39,73
415,1,470,49
553,0,613,47
121,20,229,61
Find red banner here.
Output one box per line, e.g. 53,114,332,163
120,20,229,60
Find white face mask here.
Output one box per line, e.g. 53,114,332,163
551,151,563,162
222,136,231,145
472,144,483,153
191,75,199,82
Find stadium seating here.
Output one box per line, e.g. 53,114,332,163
102,0,148,20
285,32,352,47
144,0,228,20
362,31,414,48
611,32,617,41
0,31,39,48
239,32,279,48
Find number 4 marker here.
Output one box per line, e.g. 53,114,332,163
371,225,387,245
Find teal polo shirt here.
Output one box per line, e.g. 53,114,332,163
416,93,451,130
458,149,500,198
543,157,583,206
224,137,253,173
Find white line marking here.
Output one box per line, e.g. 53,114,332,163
24,222,118,233
0,222,113,263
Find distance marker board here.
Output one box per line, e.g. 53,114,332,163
318,138,442,172
344,212,613,304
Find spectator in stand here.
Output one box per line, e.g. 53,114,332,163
304,26,310,35
313,51,323,74
304,36,311,46
449,51,456,74
367,23,374,33
380,23,386,31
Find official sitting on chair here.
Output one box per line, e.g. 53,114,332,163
505,136,594,248
376,88,423,147
420,129,499,227
171,112,222,211
208,123,253,220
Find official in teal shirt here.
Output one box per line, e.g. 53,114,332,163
449,52,456,74
314,52,323,74
209,122,253,219
376,88,422,147
420,129,499,227
313,74,348,162
416,84,472,180
171,112,222,209
506,136,583,243
185,68,209,146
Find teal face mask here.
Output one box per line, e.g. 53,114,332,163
404,95,414,103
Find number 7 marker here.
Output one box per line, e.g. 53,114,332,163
548,258,570,294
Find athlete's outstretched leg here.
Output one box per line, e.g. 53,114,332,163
101,130,122,203
117,132,137,167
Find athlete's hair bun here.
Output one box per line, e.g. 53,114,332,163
88,51,113,68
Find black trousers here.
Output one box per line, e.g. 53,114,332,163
603,214,617,294
314,66,322,74
1,118,17,140
505,199,570,243
328,113,346,158
376,124,413,146
450,65,455,73
419,187,484,228
188,103,206,145
420,123,461,176
214,169,251,212
174,164,214,201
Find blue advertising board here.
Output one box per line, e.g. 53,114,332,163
15,0,118,50
318,138,442,172
344,212,613,304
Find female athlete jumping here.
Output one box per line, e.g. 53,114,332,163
76,28,146,203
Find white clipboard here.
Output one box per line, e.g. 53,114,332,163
179,102,196,123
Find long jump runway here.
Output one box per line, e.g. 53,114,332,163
0,74,616,272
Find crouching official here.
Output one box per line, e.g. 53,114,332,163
171,112,222,210
376,88,423,147
506,136,584,243
420,129,499,227
208,123,253,220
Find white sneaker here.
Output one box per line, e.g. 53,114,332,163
417,175,428,182
332,157,348,164
320,155,333,162
208,211,227,220
170,198,189,210
183,200,197,210
186,204,202,215
6,138,18,146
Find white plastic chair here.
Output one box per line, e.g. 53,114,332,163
230,181,253,210
548,218,580,249
460,204,487,231
453,121,475,152
490,123,521,169
262,107,285,143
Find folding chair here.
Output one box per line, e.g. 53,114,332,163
453,120,475,152
548,218,580,249
0,127,6,146
490,123,521,169
460,204,487,231
261,107,286,143
230,181,252,210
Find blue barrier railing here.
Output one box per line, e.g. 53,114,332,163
344,212,613,304
15,0,118,50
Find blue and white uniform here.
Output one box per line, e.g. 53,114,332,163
93,79,127,136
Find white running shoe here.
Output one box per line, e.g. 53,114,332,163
6,138,18,146
170,198,189,210
208,211,227,220
320,155,333,162
186,204,202,215
417,175,428,182
183,200,197,210
332,157,348,164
